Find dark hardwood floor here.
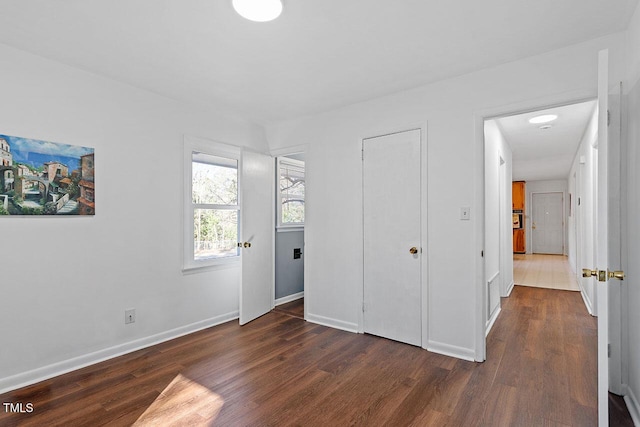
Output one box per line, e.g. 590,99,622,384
272,298,304,319
610,392,636,427
0,286,633,426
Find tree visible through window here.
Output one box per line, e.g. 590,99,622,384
278,158,304,226
191,152,239,261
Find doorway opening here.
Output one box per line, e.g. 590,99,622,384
483,99,598,336
273,153,305,319
479,51,628,423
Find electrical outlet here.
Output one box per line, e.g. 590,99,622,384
125,309,136,324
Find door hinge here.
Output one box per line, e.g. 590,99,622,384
481,250,484,257
607,110,610,127
608,343,611,358
362,149,364,161
362,302,365,313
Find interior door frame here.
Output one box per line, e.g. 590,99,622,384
530,191,565,255
475,52,625,420
271,144,307,320
474,89,596,362
498,155,510,298
571,171,580,285
358,123,428,349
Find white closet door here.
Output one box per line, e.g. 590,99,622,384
363,129,422,346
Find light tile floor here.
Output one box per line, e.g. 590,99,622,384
513,254,580,291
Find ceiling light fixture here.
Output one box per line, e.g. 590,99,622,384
528,114,558,124
232,0,282,22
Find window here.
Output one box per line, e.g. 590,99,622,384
277,157,305,228
184,137,241,270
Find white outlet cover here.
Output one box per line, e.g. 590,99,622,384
125,309,136,324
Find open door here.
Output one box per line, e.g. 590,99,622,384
239,150,274,325
608,79,625,398
585,49,625,425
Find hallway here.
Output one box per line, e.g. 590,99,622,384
513,254,580,291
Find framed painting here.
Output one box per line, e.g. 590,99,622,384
0,134,95,216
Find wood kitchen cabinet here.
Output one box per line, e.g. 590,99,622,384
512,181,525,211
512,181,525,254
513,228,525,253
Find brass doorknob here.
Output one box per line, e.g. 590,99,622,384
583,268,625,280
409,247,418,254
609,270,625,280
244,242,252,248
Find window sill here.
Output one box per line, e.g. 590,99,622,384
276,225,304,233
182,257,240,274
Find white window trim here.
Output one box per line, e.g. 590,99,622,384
276,157,305,229
276,226,304,233
183,135,242,272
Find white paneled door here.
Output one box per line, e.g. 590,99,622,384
240,150,274,325
593,48,624,425
531,192,564,254
363,129,422,346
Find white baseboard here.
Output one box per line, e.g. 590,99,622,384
275,291,304,306
307,314,475,363
306,313,358,333
485,307,501,337
426,340,476,362
580,288,594,316
0,311,239,394
625,385,640,426
506,280,515,296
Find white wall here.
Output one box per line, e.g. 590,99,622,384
483,120,513,321
568,107,598,315
524,179,569,255
623,2,640,422
267,33,625,360
1,17,637,404
0,43,268,392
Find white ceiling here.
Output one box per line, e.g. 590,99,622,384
494,100,597,181
0,1,636,124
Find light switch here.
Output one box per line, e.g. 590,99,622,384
460,207,471,220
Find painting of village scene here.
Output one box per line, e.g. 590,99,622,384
0,134,95,215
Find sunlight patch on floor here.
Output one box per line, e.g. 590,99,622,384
134,374,224,425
